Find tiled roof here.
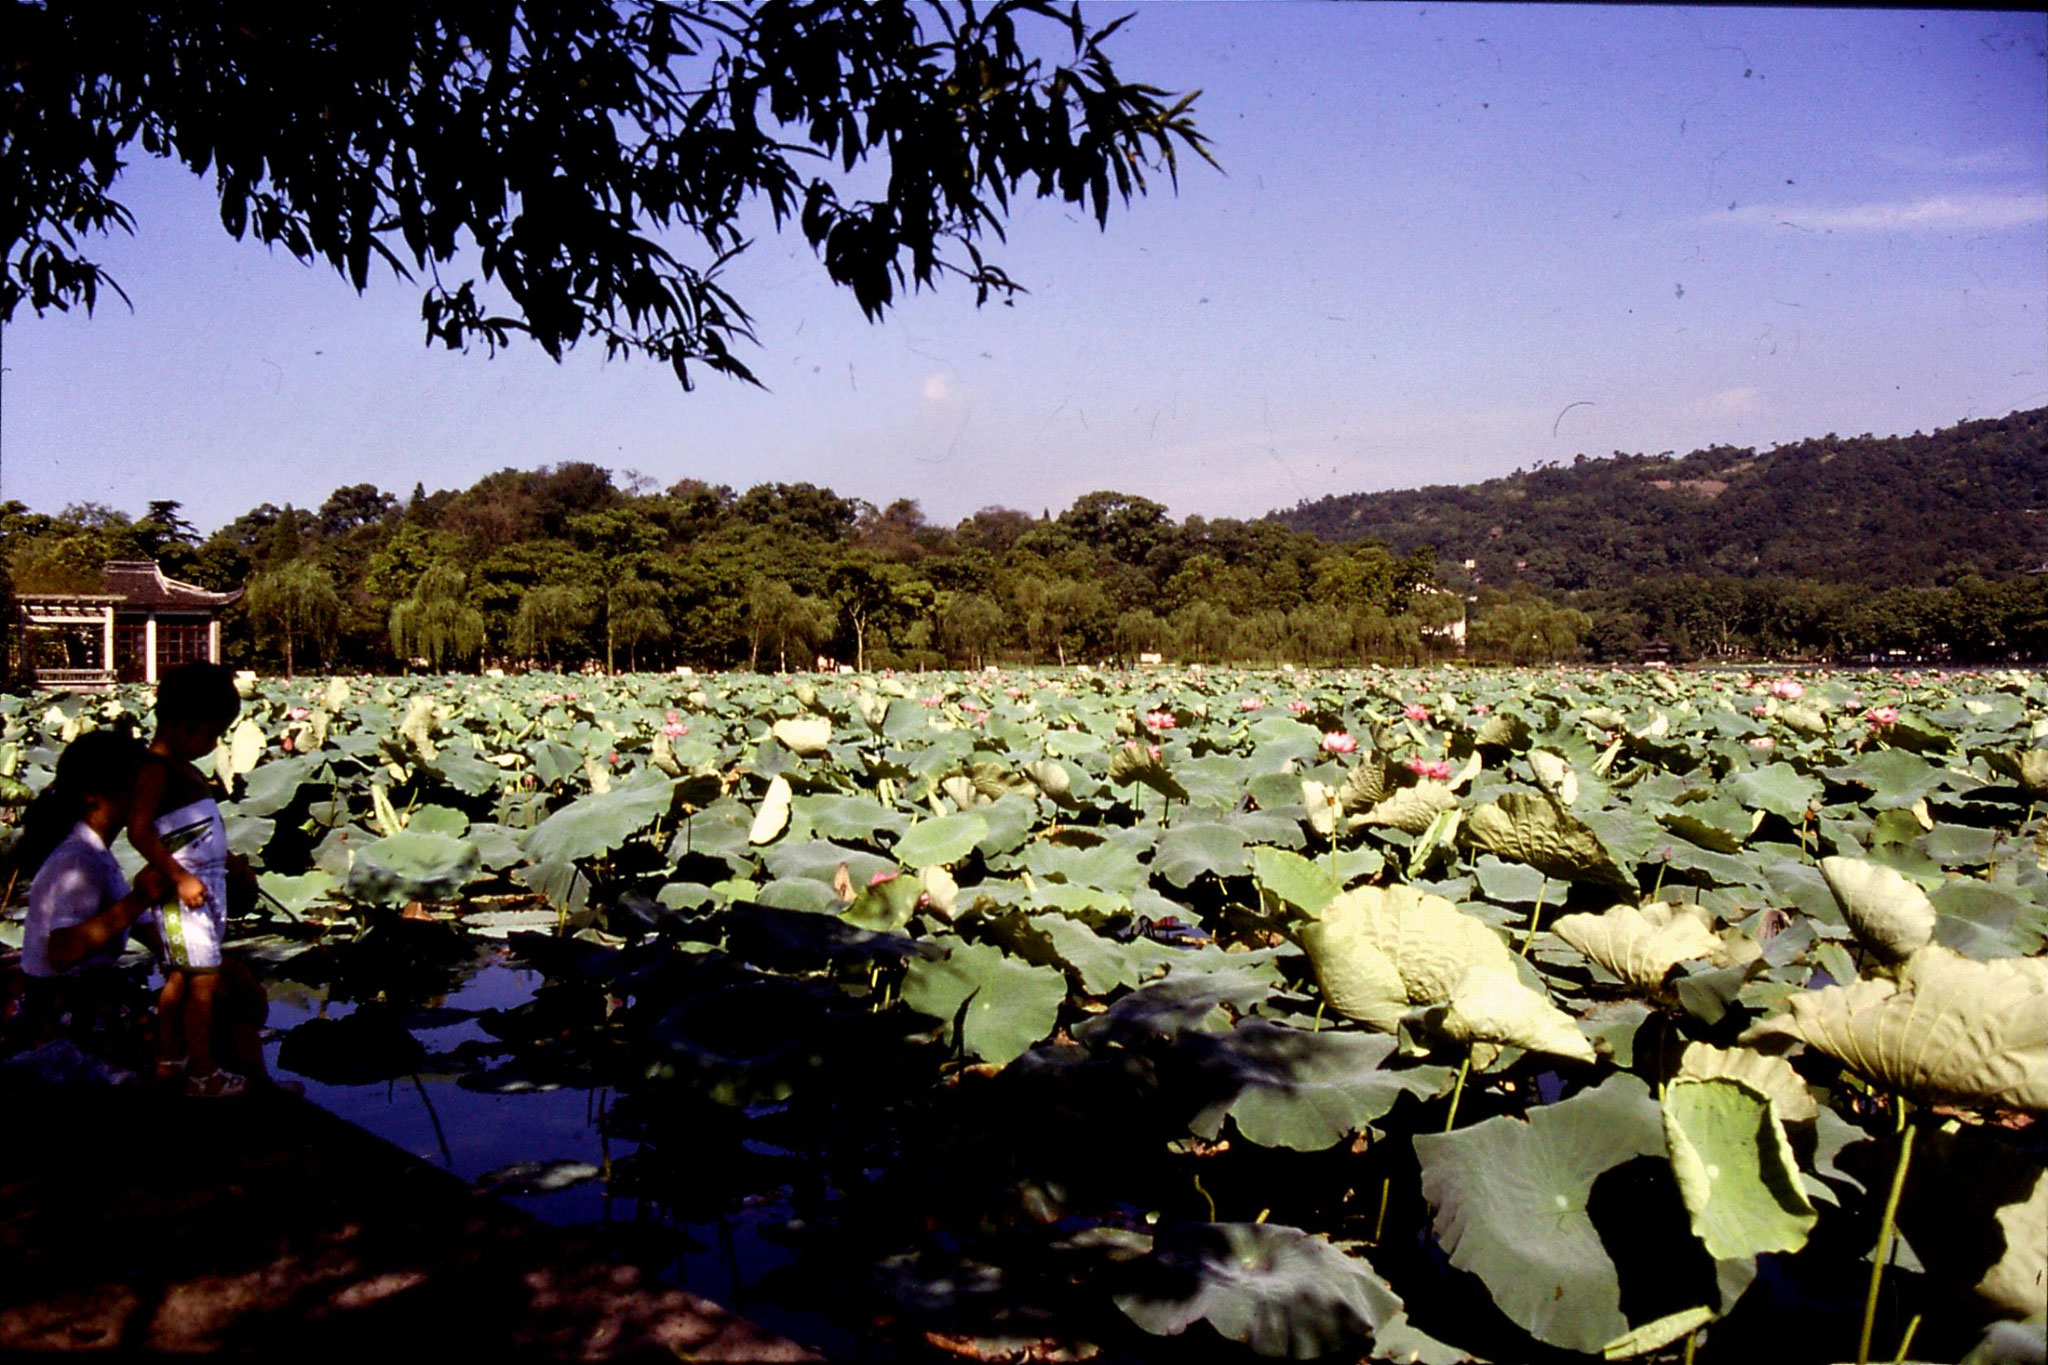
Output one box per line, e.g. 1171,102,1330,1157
102,561,243,610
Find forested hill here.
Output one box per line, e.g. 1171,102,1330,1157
1271,408,2048,592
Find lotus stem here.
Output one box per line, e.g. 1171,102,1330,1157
411,1073,454,1166
1683,1330,1698,1365
1856,1107,1917,1365
1893,1313,1921,1363
1372,1176,1391,1244
1443,1054,1473,1133
1518,883,1547,957
1312,998,1326,1033
1193,1171,1217,1222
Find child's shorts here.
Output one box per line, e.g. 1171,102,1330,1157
157,899,225,972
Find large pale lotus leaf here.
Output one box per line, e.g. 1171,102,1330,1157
1438,966,1596,1063
1724,763,1820,823
1416,1074,1667,1354
919,863,960,922
226,718,267,776
1114,1222,1404,1359
1302,778,1340,837
1529,749,1579,806
1741,947,2048,1110
1353,781,1459,835
344,830,482,904
746,774,793,845
1464,791,1632,888
1818,855,1936,963
1153,821,1251,888
770,715,833,755
1978,1166,2046,1319
1553,903,1724,995
1300,914,1408,1031
900,937,1065,1065
1677,1042,1818,1124
1661,1077,1816,1259
1324,883,1517,1009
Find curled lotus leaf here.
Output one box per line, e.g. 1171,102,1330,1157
399,694,440,760
1110,742,1190,801
747,774,793,845
1337,754,1394,810
1352,780,1459,835
1300,913,1408,1031
770,716,834,756
1977,1165,2047,1319
1661,1077,1817,1260
1437,966,1596,1063
1553,902,1724,996
226,718,267,777
1818,855,1936,963
1529,749,1579,806
1315,883,1517,1012
1741,946,2048,1111
1302,778,1341,837
919,863,960,922
1464,791,1631,888
1677,1042,1818,1124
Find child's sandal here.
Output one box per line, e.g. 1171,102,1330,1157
155,1057,189,1085
186,1068,247,1099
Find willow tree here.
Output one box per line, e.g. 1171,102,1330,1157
247,558,342,678
389,564,485,671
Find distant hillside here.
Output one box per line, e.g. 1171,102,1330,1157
1271,409,2048,592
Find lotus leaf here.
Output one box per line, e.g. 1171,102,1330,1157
1252,846,1339,918
1109,742,1190,801
1552,903,1724,996
1337,754,1394,809
1725,764,1821,823
255,869,338,918
919,864,960,922
1323,883,1516,1010
1416,1074,1672,1354
769,715,833,755
1353,780,1459,835
1301,779,1340,837
842,871,923,933
748,774,793,845
226,718,266,776
1676,1042,1818,1124
234,753,320,817
1933,880,2048,959
1114,1222,1403,1359
345,830,482,904
901,938,1066,1064
1661,1077,1817,1259
525,777,675,864
1817,855,1937,962
1153,822,1251,888
399,694,439,759
1741,946,2048,1110
1195,1023,1455,1150
1437,966,1596,1063
1299,911,1407,1029
1978,1166,2046,1319
1464,791,1631,888
893,811,990,868
1529,749,1579,806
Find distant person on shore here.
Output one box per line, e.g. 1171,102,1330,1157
5,731,170,1075
128,663,274,1098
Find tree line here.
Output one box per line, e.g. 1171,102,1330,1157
3,459,2040,676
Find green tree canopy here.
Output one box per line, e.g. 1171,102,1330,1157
5,0,1207,386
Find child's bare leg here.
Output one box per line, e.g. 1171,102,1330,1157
157,970,188,1078
184,971,224,1075
219,958,270,1080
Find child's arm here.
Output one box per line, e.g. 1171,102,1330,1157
45,864,169,973
128,758,208,909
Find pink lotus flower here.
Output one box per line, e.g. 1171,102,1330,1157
1752,702,1770,716
870,868,900,886
1240,697,1264,711
1287,699,1312,715
662,719,689,738
1321,731,1357,754
1405,756,1455,781
1866,706,1899,726
1747,736,1775,751
607,750,619,765
1471,704,1491,715
280,733,295,753
1403,704,1430,723
1769,678,1804,701
286,706,311,721
1007,687,1025,699
1142,710,1177,732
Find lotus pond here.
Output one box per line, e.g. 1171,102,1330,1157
4,666,2044,1364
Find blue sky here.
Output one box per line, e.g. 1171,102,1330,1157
4,4,2042,532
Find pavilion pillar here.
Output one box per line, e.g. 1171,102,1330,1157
208,617,221,665
145,614,159,684
102,608,115,681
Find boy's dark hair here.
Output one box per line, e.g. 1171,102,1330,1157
8,730,146,888
154,662,241,728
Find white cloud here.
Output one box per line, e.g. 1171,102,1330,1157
1706,192,2047,234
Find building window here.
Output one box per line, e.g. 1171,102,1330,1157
114,623,150,683
157,620,210,671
